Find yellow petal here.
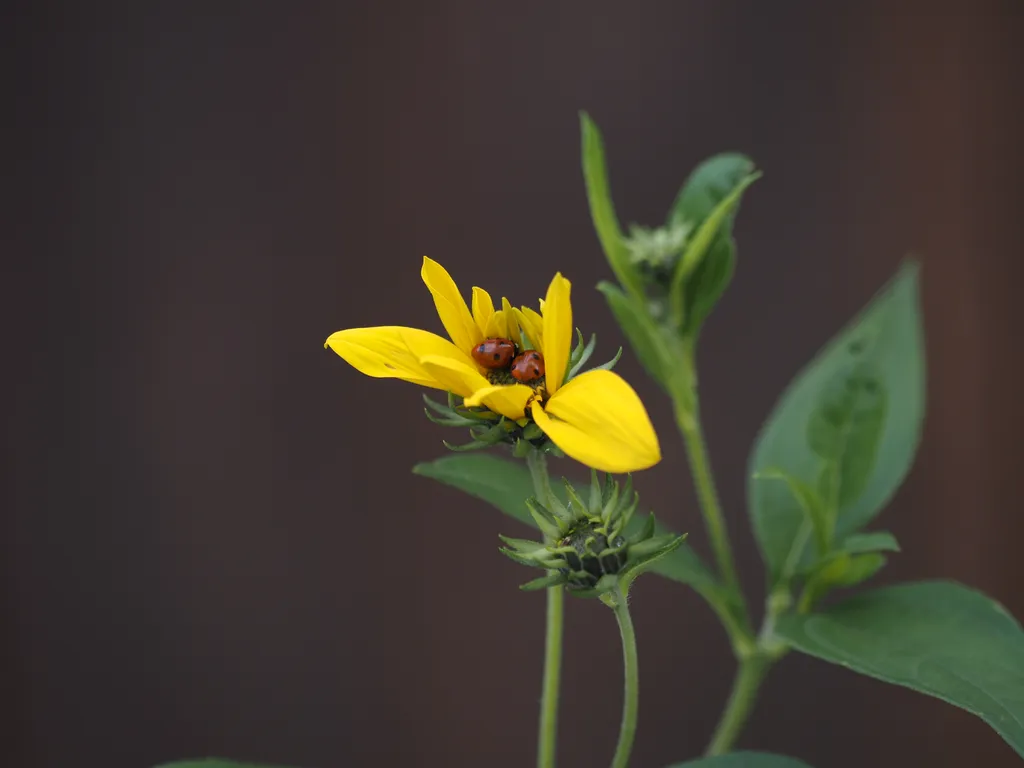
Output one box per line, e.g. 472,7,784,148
501,297,522,348
464,384,535,421
419,354,492,399
484,309,509,340
421,256,483,352
532,370,660,472
471,287,495,336
541,273,572,394
514,306,544,351
325,327,469,391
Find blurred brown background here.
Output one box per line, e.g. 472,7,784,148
6,2,1024,767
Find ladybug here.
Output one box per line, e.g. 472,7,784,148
511,350,545,383
472,337,518,369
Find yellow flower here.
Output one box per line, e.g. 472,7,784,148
325,257,660,473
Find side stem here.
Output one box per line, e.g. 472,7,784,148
609,588,639,768
527,449,563,768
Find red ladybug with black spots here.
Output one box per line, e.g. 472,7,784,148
511,350,545,383
472,338,518,369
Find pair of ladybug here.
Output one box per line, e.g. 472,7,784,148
472,338,545,383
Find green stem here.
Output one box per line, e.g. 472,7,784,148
673,363,768,753
674,399,751,646
609,588,639,768
527,448,557,510
527,448,563,768
538,584,564,768
675,401,744,608
705,654,769,756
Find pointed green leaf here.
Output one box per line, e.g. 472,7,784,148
498,547,545,568
776,581,1024,758
441,438,493,453
520,573,566,591
628,510,657,544
526,499,563,540
567,332,598,379
841,530,900,554
749,262,925,583
753,468,829,561
670,172,760,328
580,112,644,299
834,553,886,587
413,454,715,591
801,552,886,609
562,477,588,517
590,346,623,372
683,234,736,336
597,281,683,394
588,469,602,515
497,535,546,554
667,153,757,230
665,153,756,337
627,532,683,561
667,752,814,767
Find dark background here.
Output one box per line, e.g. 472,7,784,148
7,2,1024,767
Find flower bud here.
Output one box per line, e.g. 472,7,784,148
500,472,685,598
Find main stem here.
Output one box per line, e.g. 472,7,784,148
675,402,744,605
705,654,768,755
527,449,563,768
609,588,639,768
674,374,770,754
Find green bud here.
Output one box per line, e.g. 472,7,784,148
623,222,693,285
499,472,686,598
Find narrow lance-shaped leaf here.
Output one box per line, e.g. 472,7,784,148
580,112,644,300
597,281,689,397
683,232,737,337
840,530,899,554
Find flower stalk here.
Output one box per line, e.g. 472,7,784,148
527,450,563,768
606,586,640,768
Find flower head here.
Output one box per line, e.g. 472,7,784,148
325,257,660,473
500,472,685,597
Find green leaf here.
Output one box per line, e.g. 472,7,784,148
412,454,714,591
597,281,686,395
752,468,829,559
749,262,925,583
683,233,736,336
665,153,756,337
580,112,644,300
667,153,756,230
413,453,554,528
154,761,293,768
520,572,566,591
800,552,886,610
666,752,814,767
777,581,1024,758
669,171,760,328
841,530,900,554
